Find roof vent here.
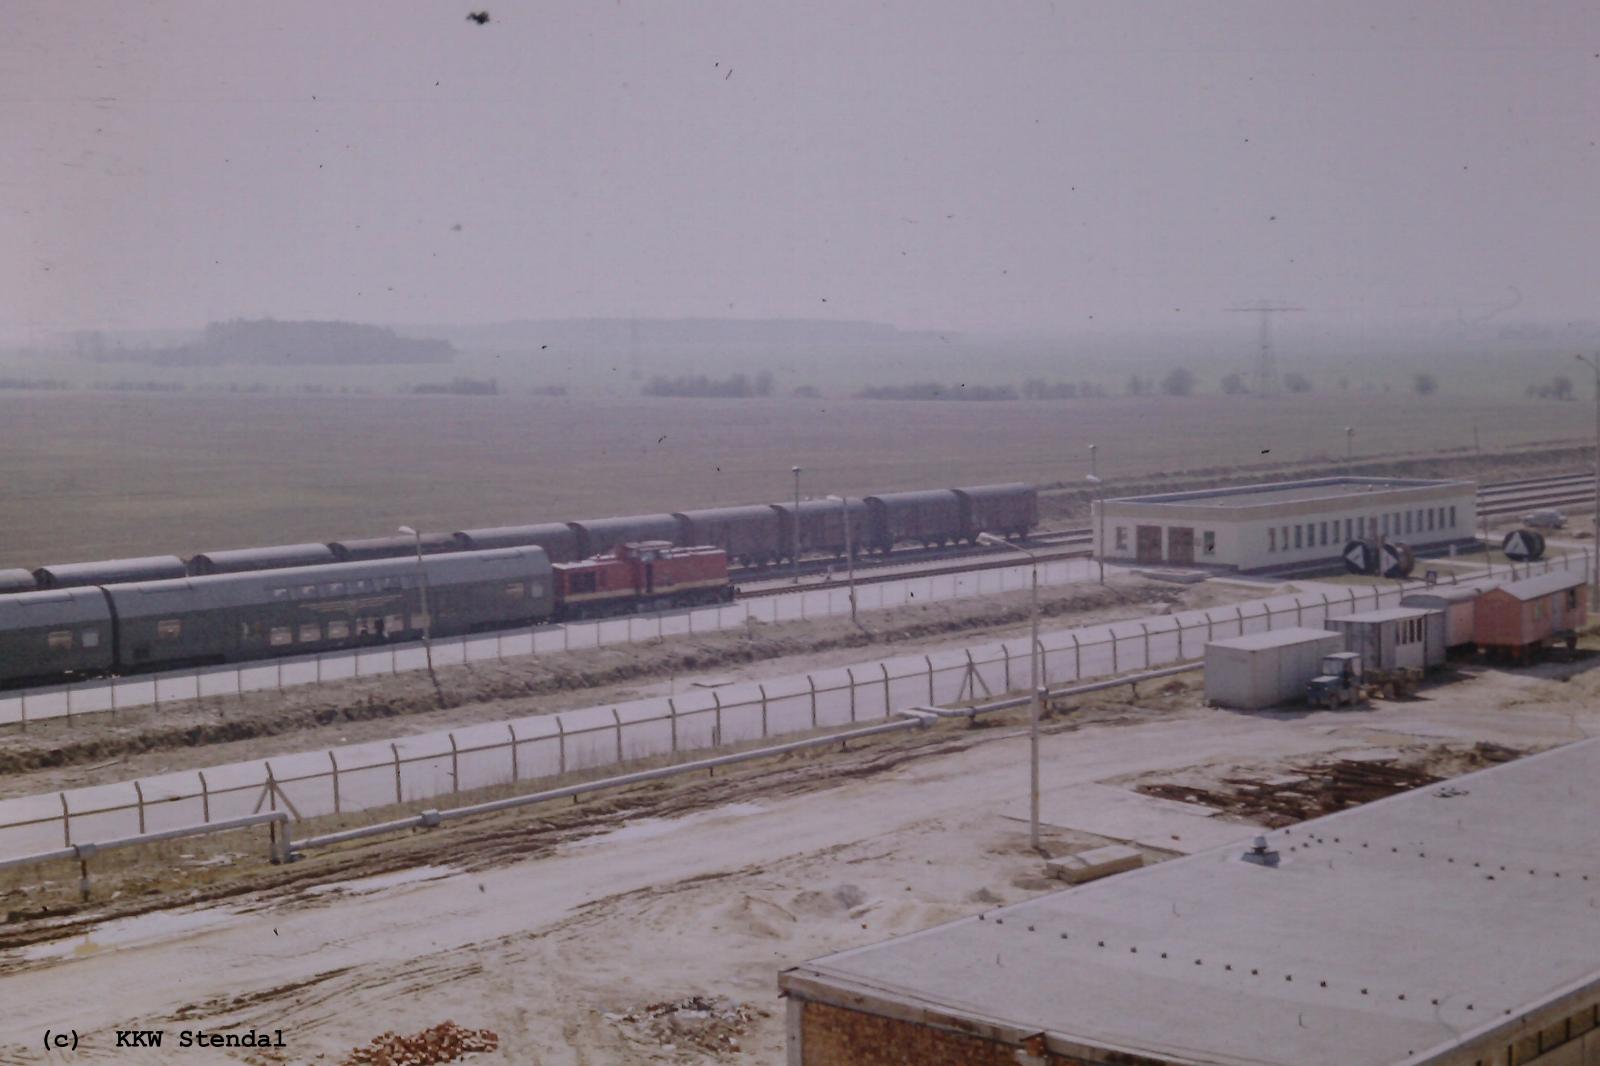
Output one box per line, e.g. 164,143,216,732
1241,835,1280,867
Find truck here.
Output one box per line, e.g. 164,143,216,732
1305,651,1364,709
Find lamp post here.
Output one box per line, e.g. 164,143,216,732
1088,444,1104,585
791,466,802,584
1344,425,1354,464
1576,354,1600,609
978,531,1042,853
396,525,433,674
826,494,857,625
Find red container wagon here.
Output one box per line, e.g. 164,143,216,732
954,483,1038,543
1472,571,1588,661
771,498,871,561
673,505,784,567
552,541,734,620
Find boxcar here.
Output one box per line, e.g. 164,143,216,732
672,505,784,566
33,555,188,590
0,587,115,686
955,483,1038,542
453,522,582,563
864,490,964,551
189,543,337,575
0,569,37,595
328,532,457,562
1473,571,1588,659
567,515,682,559
771,498,871,560
107,547,553,669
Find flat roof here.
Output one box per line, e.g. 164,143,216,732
1490,570,1586,602
1108,476,1473,510
1206,626,1340,652
785,738,1600,1065
1331,607,1434,624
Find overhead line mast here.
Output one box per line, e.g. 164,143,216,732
1225,303,1304,396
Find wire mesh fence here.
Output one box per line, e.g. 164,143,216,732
8,553,1586,862
0,557,1097,731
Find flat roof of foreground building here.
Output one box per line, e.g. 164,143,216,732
1106,476,1475,512
783,737,1600,1065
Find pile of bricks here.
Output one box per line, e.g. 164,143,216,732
341,1021,499,1066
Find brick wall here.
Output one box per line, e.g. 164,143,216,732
797,1000,1098,1066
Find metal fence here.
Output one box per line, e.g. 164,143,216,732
13,554,1589,863
0,557,1095,730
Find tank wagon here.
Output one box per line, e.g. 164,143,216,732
34,555,188,590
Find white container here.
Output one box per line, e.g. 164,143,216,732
1204,627,1345,710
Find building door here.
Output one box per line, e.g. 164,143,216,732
1136,526,1163,564
1168,527,1195,565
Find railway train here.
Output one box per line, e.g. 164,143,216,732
5,482,1038,594
0,541,734,689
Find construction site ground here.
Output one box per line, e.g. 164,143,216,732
2,572,1598,1065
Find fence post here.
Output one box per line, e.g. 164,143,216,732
327,751,341,814
1372,585,1381,608
627,616,633,643
1071,633,1081,681
448,733,461,797
66,684,73,722
557,716,567,775
278,658,284,690
1235,605,1246,635
668,699,678,753
1294,597,1305,625
134,781,147,834
925,656,935,703
316,654,323,683
612,708,624,763
1037,638,1049,685
507,724,519,782
1140,622,1152,667
1001,643,1012,692
152,675,159,714
1111,628,1119,673
1175,617,1188,660
18,691,25,732
758,686,769,739
880,663,891,717
846,667,857,722
1319,593,1332,625
808,676,818,729
713,692,723,746
198,770,210,823
110,680,116,720
391,742,403,805
1347,588,1357,614
60,792,71,846
1205,610,1214,643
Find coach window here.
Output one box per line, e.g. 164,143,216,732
325,582,345,596
297,584,318,599
1203,531,1216,555
80,629,100,648
504,582,526,600
47,629,73,651
299,622,321,642
529,582,544,599
157,619,181,640
271,587,289,601
270,626,293,646
384,613,405,634
326,620,350,639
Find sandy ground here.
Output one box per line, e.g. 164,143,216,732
2,637,1598,1064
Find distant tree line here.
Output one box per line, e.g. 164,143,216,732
643,371,774,398
857,381,1019,401
1526,375,1575,400
412,377,499,396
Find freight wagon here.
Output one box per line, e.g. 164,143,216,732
452,522,582,563
33,555,187,590
673,505,785,566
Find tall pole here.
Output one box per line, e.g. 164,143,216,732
1345,425,1353,464
828,494,857,624
398,525,433,674
978,533,1040,852
1577,355,1600,609
1088,443,1104,585
791,466,802,584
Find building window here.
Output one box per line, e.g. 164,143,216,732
1268,527,1276,552
1381,514,1389,536
1203,531,1216,555
1568,590,1578,610
47,629,73,651
1282,526,1290,550
156,619,182,640
1403,511,1412,534
1319,521,1328,546
1449,505,1457,527
1294,525,1303,549
1114,527,1128,551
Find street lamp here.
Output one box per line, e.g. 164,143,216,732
1088,444,1104,585
978,531,1042,853
1344,425,1354,464
826,494,857,625
791,466,802,584
1576,354,1600,609
396,525,433,674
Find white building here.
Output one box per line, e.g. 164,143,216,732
1091,476,1478,572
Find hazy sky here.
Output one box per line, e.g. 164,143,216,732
4,1,1597,339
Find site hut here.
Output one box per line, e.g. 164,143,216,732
1328,606,1448,674
780,736,1600,1066
1474,570,1589,661
1400,584,1490,652
1203,626,1345,710
1090,476,1478,572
